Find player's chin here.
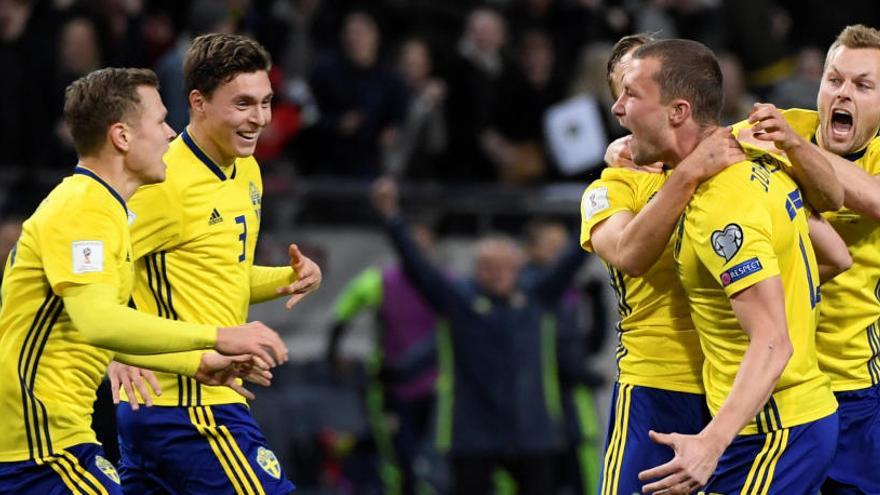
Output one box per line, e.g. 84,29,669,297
232,140,259,158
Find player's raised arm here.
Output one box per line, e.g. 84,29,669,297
748,102,844,212
589,128,744,276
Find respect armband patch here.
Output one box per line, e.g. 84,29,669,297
719,257,762,287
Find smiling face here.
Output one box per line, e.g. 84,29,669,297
193,71,273,163
817,46,880,155
611,57,673,165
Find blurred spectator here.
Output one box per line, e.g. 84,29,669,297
372,177,589,495
482,30,565,184
45,15,104,167
767,46,823,110
442,7,508,182
325,220,441,495
506,0,630,82
522,219,606,495
94,0,147,68
154,0,236,132
720,0,795,94
633,0,723,48
304,10,408,177
718,52,757,125
383,38,448,179
0,0,59,168
267,0,321,80
782,0,880,53
0,174,47,280
251,0,345,78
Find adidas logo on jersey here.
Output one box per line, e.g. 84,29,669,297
208,208,223,225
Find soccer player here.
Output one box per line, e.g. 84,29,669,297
615,39,838,494
111,34,320,494
743,24,880,494
581,35,745,495
0,68,287,494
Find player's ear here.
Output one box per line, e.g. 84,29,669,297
668,99,691,126
107,122,130,153
188,90,207,116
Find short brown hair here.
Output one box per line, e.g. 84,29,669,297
184,33,271,99
607,33,653,96
633,39,723,125
63,67,158,157
826,24,880,68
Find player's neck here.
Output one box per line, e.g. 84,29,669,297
77,156,142,202
186,123,236,169
667,124,719,167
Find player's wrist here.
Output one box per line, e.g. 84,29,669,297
777,132,804,152
671,163,703,190
699,421,735,453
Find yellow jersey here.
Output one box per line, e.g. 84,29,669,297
580,167,703,394
675,146,837,434
126,130,263,406
783,109,880,390
0,168,134,461
738,108,880,390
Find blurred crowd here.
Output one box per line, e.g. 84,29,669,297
3,0,879,188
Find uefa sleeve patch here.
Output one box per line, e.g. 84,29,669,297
583,187,610,220
711,223,743,262
719,257,762,287
72,240,104,274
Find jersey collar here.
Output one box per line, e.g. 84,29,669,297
810,133,868,162
73,166,127,214
181,129,237,181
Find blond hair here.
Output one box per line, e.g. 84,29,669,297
826,24,880,67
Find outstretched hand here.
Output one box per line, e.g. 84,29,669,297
275,244,322,310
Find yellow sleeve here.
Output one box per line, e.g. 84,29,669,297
580,169,642,252
114,350,203,377
688,182,780,296
250,265,295,304
128,181,183,261
62,283,218,353
781,108,820,140
41,201,123,294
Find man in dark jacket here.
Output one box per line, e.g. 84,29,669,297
370,178,588,495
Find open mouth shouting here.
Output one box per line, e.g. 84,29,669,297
829,108,854,141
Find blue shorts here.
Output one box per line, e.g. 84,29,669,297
822,384,880,494
0,443,122,494
702,412,838,495
600,383,711,495
116,403,295,494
